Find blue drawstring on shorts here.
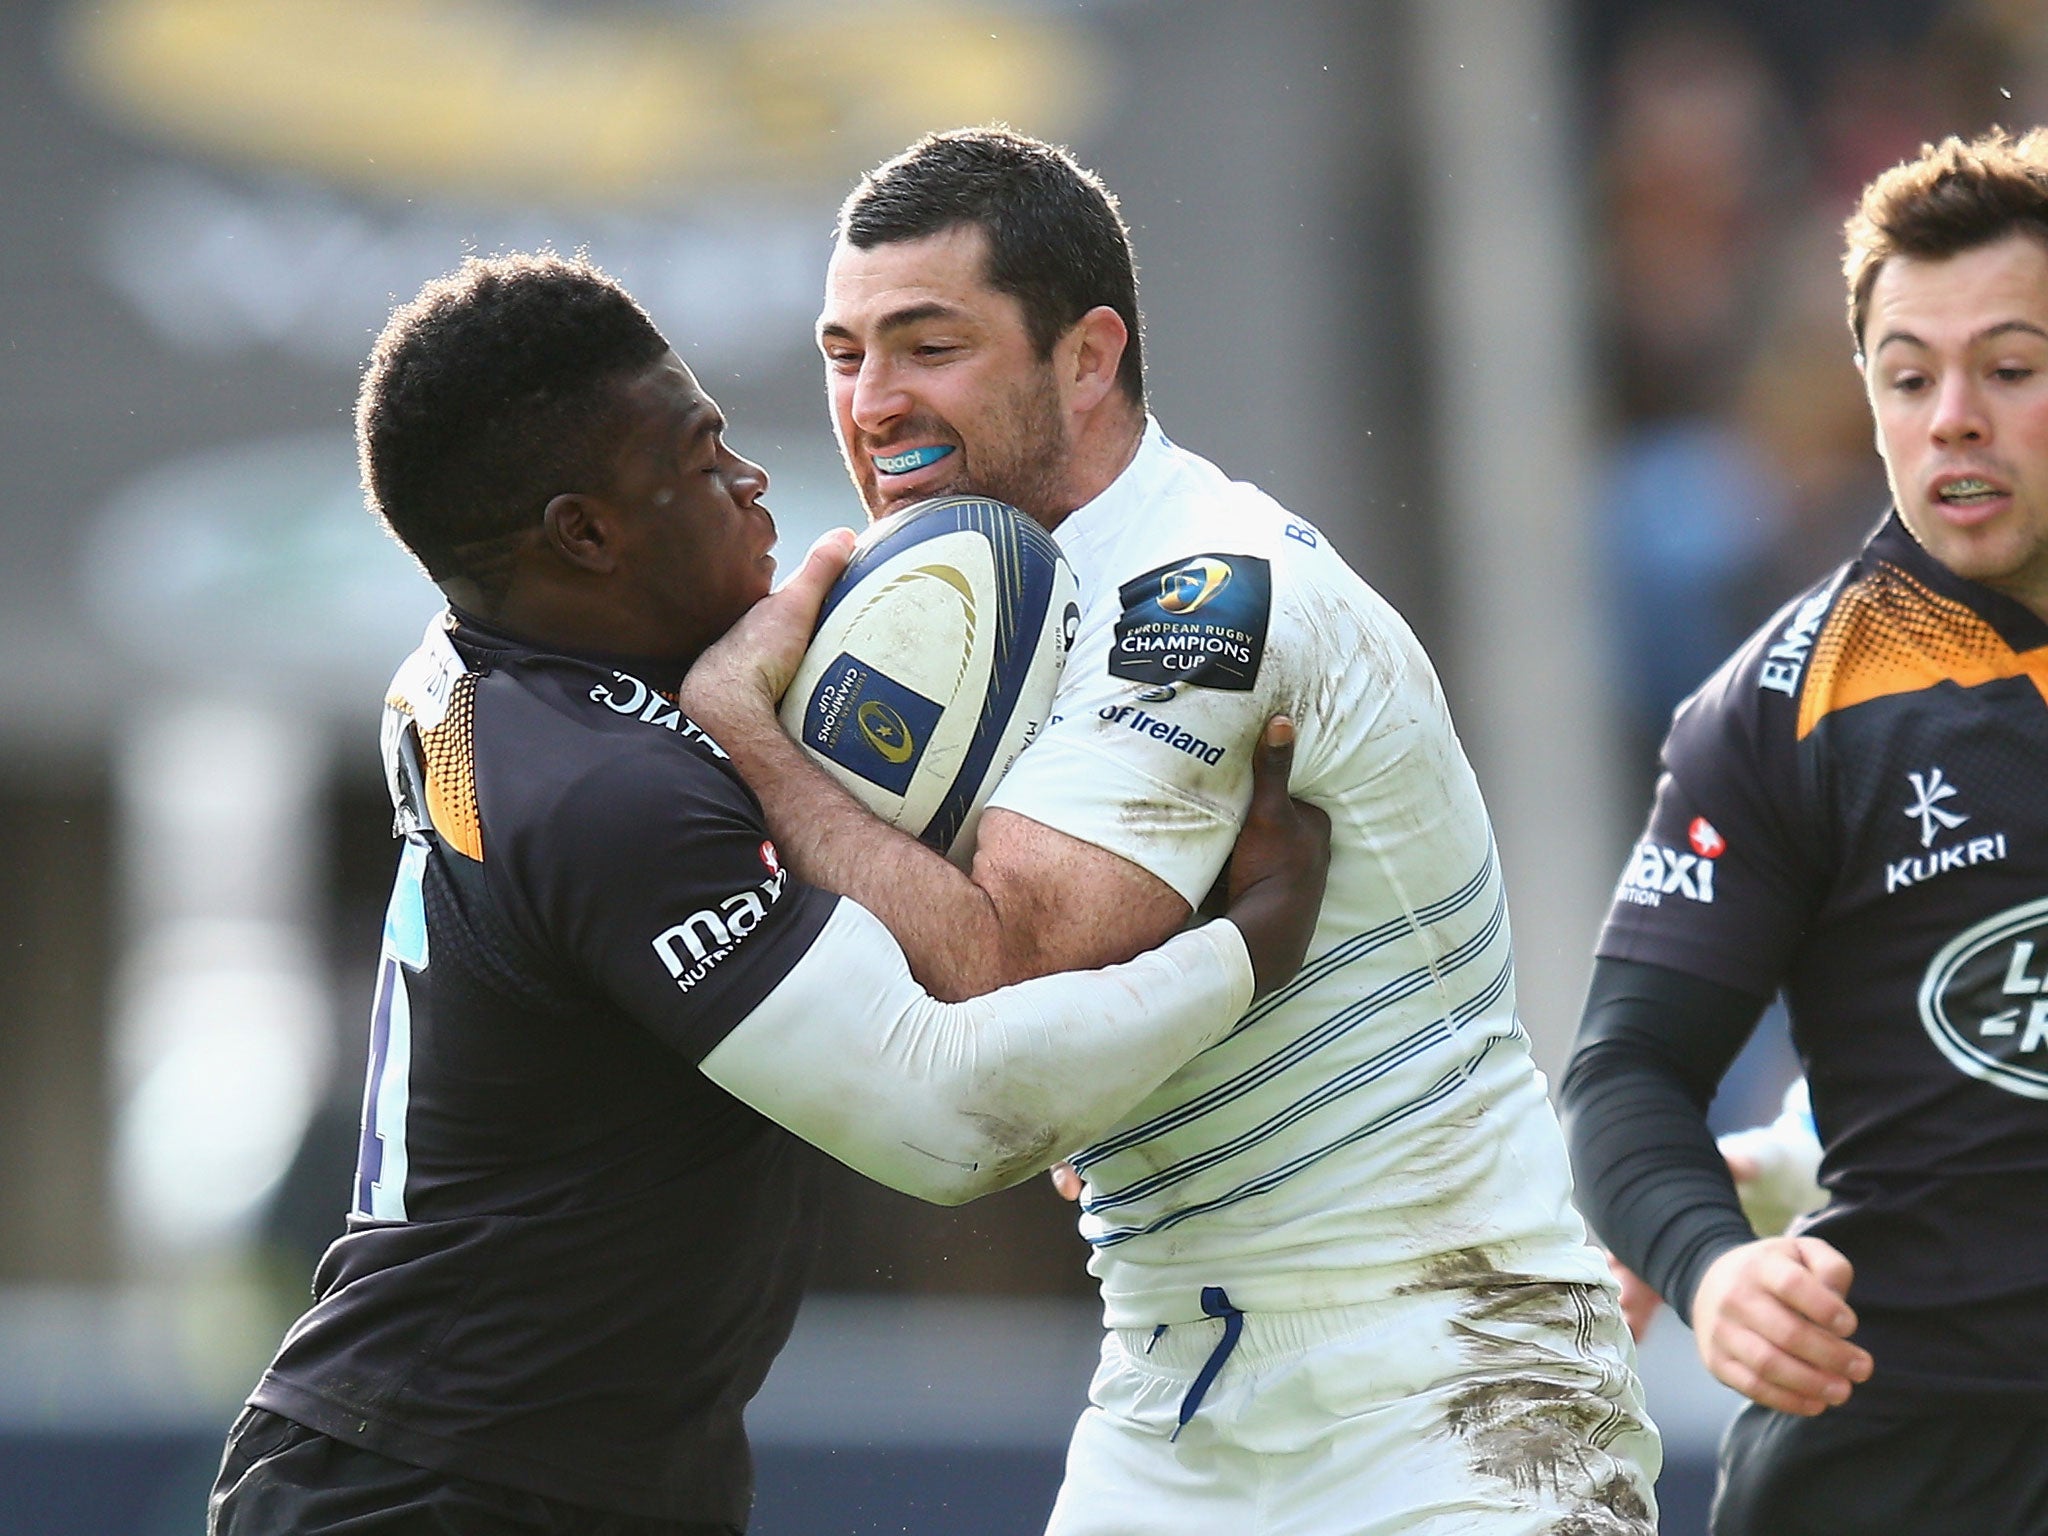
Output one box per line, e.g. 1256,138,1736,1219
1169,1286,1243,1442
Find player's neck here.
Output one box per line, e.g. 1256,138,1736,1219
475,582,695,679
1035,400,1146,535
2001,571,2048,625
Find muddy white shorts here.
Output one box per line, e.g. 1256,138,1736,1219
1043,1279,1660,1536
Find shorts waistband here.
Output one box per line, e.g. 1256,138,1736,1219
1111,1290,1447,1377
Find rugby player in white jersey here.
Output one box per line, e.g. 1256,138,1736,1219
683,128,1659,1534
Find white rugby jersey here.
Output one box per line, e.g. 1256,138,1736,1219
988,420,1609,1326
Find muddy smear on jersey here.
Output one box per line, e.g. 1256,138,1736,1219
1273,581,1363,739
958,1111,1063,1185
1111,773,1224,850
1400,1247,1657,1536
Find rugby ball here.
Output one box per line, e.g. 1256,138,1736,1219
779,495,1080,865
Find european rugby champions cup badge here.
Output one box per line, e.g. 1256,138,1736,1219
797,656,941,795
1109,554,1272,691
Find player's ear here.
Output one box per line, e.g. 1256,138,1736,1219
1853,351,1887,458
1062,305,1128,412
543,492,623,575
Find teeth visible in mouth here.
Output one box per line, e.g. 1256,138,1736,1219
873,445,955,476
1940,478,1999,503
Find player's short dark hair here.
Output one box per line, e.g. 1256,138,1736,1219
839,126,1145,404
1846,127,2048,354
358,251,671,595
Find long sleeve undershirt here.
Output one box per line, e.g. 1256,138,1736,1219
1560,955,1773,1323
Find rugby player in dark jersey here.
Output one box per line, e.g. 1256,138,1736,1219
205,252,1330,1536
1563,129,2048,1536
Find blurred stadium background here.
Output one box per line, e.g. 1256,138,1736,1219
0,0,2031,1529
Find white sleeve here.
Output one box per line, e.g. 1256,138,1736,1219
698,899,1255,1205
984,564,1312,906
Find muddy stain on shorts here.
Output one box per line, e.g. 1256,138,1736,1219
1403,1248,1658,1535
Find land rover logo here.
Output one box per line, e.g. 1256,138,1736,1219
1918,896,2048,1100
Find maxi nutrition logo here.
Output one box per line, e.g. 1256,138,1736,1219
651,862,790,993
1617,834,1719,907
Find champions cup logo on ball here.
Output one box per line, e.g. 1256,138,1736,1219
799,659,940,797
856,699,917,765
778,495,1079,861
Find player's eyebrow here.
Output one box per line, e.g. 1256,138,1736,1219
669,400,725,463
818,301,968,343
1871,318,2048,355
1976,319,2048,346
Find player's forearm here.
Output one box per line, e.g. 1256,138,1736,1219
699,899,1256,1204
1561,956,1770,1321
1563,1041,1756,1321
697,696,1020,999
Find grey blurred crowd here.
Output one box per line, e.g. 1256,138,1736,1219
1591,0,2045,771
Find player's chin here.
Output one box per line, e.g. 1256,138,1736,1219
874,474,968,518
1939,527,2037,586
853,476,893,522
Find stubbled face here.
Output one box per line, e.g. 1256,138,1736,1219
1862,232,2048,620
817,224,1072,524
604,351,776,659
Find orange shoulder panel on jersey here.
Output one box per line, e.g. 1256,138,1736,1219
417,673,485,861
1797,561,2048,739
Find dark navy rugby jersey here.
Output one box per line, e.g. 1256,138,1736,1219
249,612,837,1524
1599,513,2048,1402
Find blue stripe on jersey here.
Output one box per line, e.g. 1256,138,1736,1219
1229,846,1499,1036
1084,957,1517,1249
1076,905,1512,1212
1076,863,1505,1167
